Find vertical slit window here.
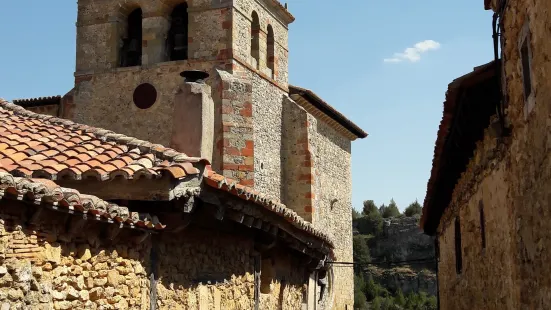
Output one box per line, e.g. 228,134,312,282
479,201,486,250
520,38,532,100
455,216,462,274
266,25,275,77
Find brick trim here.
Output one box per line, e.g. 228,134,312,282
216,72,255,186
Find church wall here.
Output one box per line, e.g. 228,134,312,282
75,0,232,73
307,117,353,310
233,0,289,87
73,61,225,147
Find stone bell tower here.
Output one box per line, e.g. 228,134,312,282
71,0,294,188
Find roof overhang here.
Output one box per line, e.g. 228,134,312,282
421,60,500,235
289,85,368,140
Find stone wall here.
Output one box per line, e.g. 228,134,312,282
308,117,353,310
500,0,551,308
156,229,307,310
437,134,517,308
0,201,152,309
73,61,225,147
250,74,286,197
0,200,311,309
436,0,551,308
281,97,314,221
75,0,232,72
233,0,289,87
22,105,60,117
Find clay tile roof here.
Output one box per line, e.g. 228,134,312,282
0,172,164,230
289,85,368,139
203,168,333,247
12,96,61,107
0,99,206,182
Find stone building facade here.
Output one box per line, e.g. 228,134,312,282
421,0,551,309
6,0,367,309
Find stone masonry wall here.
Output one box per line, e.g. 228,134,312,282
233,0,289,87
214,69,255,186
75,0,232,72
437,126,517,309
0,201,310,309
500,0,551,308
436,1,551,308
281,97,314,221
308,117,353,310
22,105,60,117
0,201,152,310
73,61,225,147
157,228,307,310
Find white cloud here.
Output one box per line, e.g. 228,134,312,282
383,40,441,63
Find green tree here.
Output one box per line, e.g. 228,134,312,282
354,275,369,310
372,296,382,310
353,235,371,274
404,200,422,217
394,289,406,307
382,199,400,218
378,203,387,216
352,208,362,220
357,200,384,236
362,200,378,216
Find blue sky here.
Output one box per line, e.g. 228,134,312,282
0,1,494,212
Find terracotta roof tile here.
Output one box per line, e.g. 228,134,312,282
0,99,207,182
0,172,163,230
203,167,333,247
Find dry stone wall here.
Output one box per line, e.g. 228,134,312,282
0,202,151,310
0,201,312,309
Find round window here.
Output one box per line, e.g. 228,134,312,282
133,83,157,109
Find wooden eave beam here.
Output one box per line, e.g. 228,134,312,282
196,188,330,256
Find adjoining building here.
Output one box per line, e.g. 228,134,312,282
421,1,551,309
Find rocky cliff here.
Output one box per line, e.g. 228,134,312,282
356,215,437,296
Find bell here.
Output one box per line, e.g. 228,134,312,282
173,33,187,51
128,38,140,53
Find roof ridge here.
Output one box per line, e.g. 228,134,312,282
0,98,206,164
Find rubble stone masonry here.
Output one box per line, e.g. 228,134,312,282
437,0,551,309
0,201,308,309
309,116,353,310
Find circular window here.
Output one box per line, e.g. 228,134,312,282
133,83,157,109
